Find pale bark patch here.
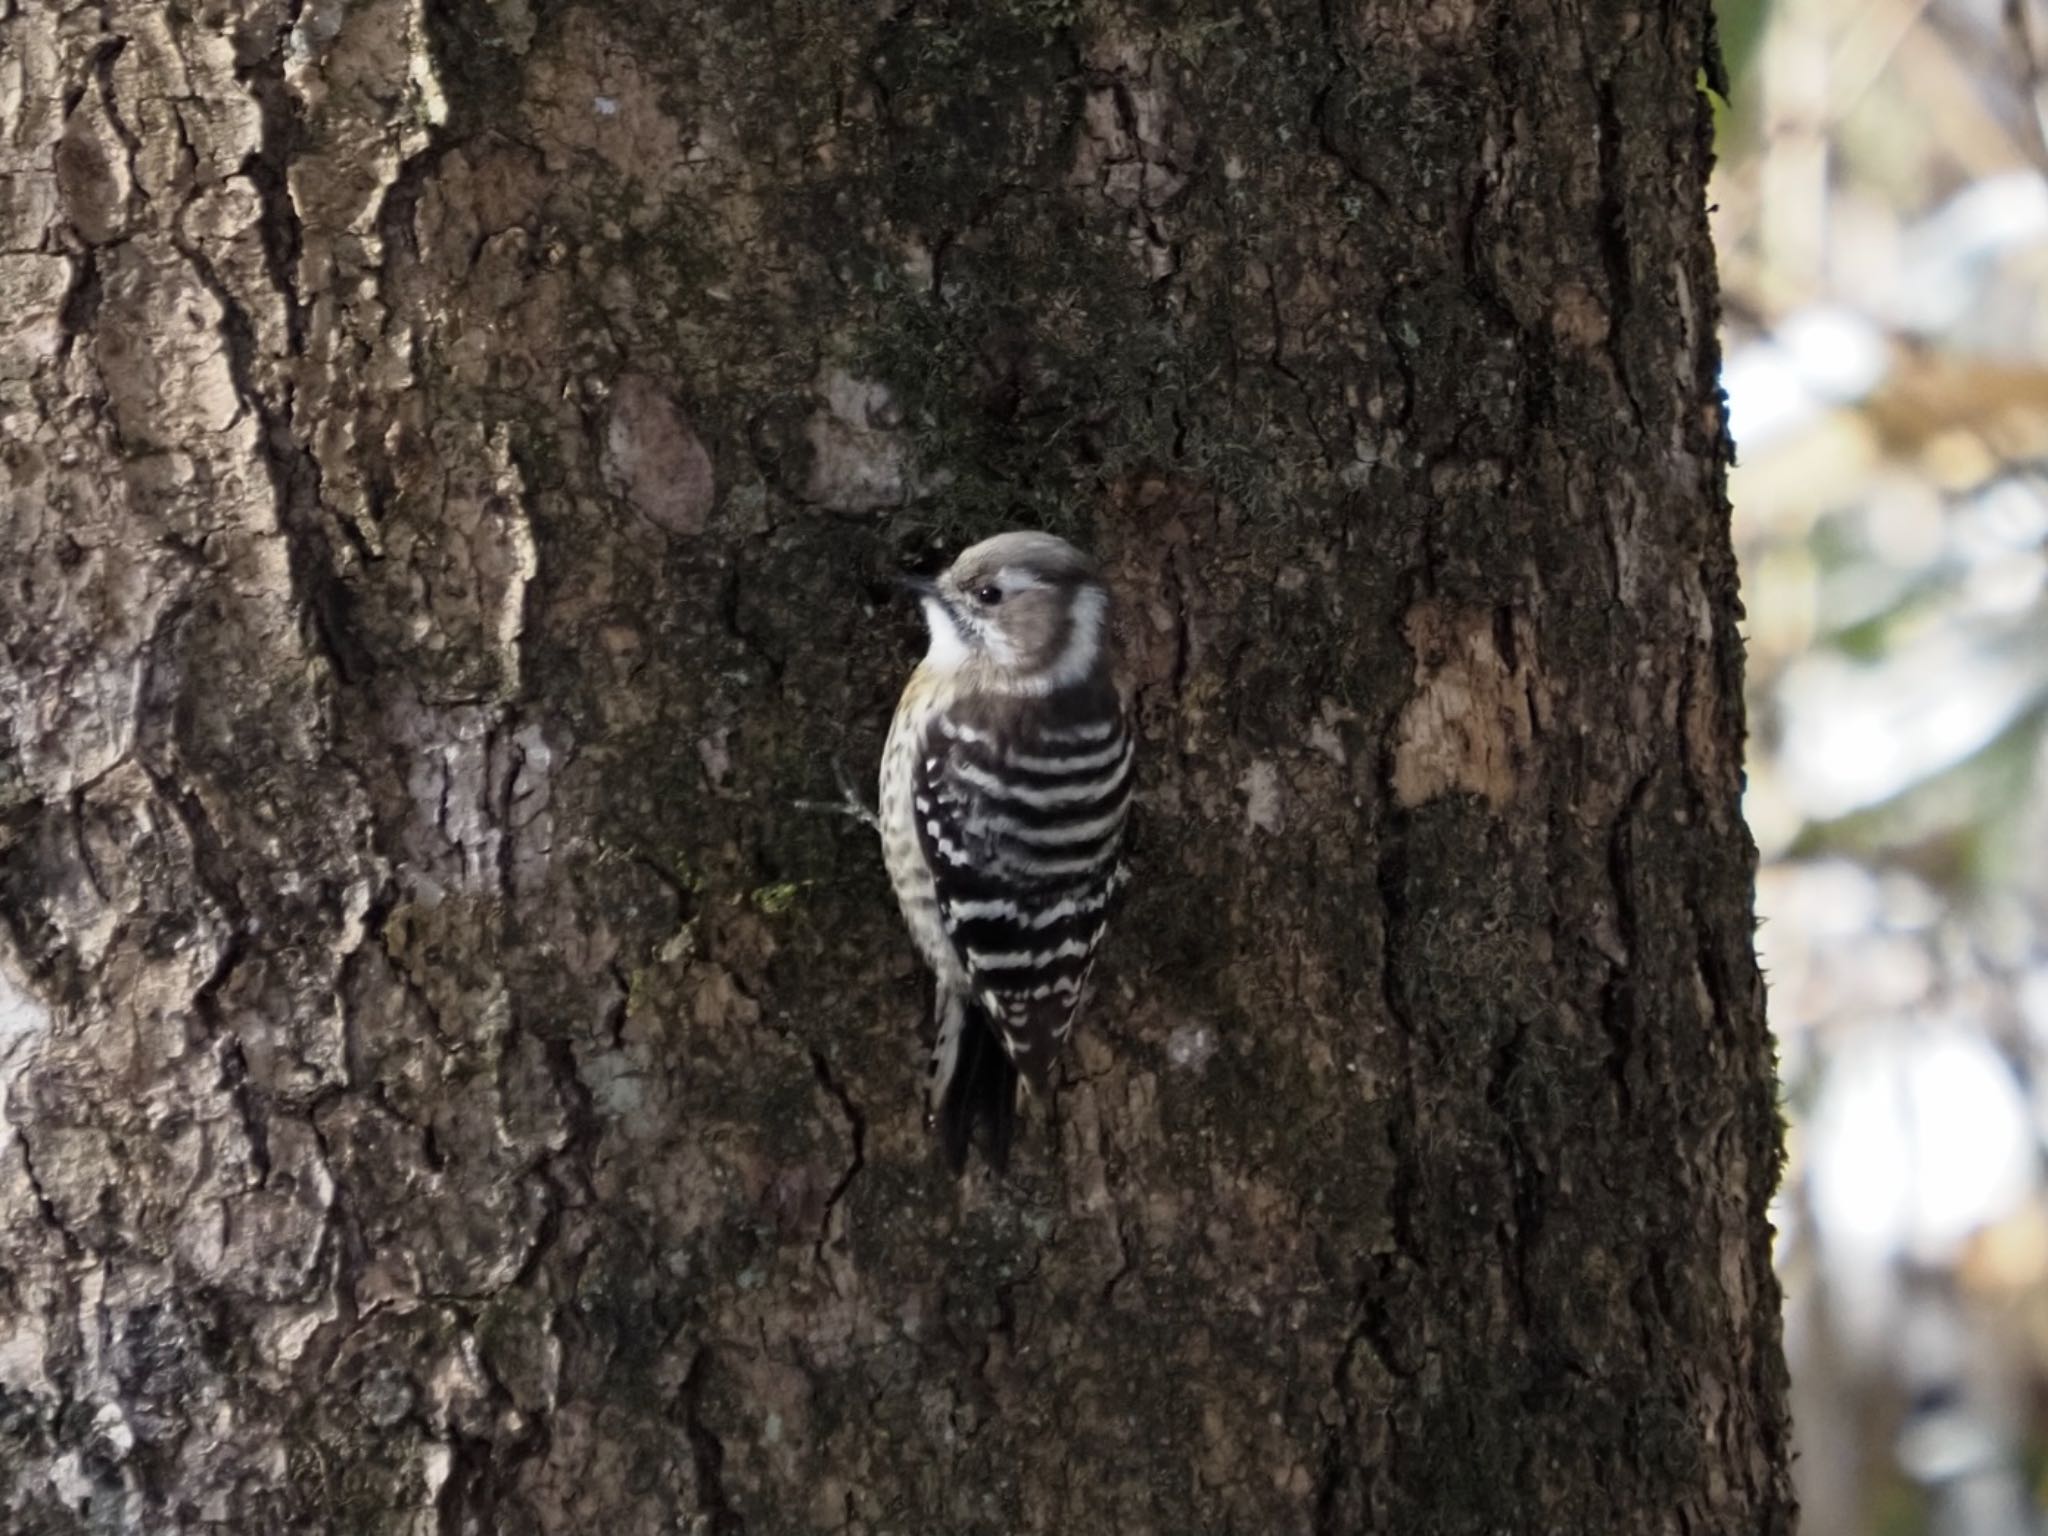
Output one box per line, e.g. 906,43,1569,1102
799,369,911,512
98,240,247,450
1166,1020,1218,1070
1309,699,1357,766
527,16,688,198
0,255,71,379
1240,758,1284,835
1390,601,1540,809
1071,46,1198,280
1551,280,1612,348
603,371,715,537
0,966,50,1066
1677,566,1736,825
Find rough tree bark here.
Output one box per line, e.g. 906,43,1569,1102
0,1,1790,1531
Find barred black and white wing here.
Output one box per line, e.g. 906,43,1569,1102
914,690,1133,1097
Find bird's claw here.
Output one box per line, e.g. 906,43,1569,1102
832,755,871,813
795,754,880,831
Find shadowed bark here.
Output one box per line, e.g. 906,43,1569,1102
0,2,1791,1531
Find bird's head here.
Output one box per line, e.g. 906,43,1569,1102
905,531,1110,694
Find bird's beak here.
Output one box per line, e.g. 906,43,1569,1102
896,570,969,656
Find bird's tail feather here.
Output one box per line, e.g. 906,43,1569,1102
930,993,1018,1173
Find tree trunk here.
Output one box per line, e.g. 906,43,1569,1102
0,2,1791,1531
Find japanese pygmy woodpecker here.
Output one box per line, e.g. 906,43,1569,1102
879,531,1133,1171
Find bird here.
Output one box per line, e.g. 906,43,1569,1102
877,530,1133,1172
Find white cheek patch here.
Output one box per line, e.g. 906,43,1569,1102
982,626,1021,668
1030,584,1106,694
921,596,973,672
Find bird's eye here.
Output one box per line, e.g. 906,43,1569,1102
974,584,1004,606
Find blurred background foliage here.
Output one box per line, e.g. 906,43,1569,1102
1712,0,2048,1529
